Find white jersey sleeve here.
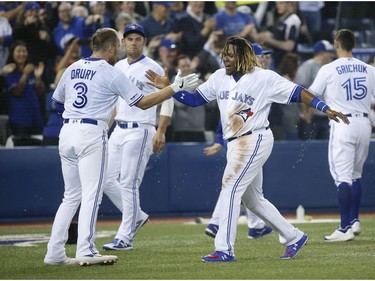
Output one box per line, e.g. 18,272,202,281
52,58,143,124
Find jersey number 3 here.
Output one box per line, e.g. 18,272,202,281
341,77,367,100
73,82,88,108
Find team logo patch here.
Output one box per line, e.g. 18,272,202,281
235,108,254,122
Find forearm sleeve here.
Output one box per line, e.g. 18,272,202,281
173,90,207,107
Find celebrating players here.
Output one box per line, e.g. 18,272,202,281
146,36,349,262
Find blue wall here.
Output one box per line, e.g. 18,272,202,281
0,141,374,222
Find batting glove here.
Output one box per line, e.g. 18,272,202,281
170,70,199,93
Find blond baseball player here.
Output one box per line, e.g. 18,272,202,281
102,24,174,251
44,28,198,266
309,29,375,242
146,36,349,262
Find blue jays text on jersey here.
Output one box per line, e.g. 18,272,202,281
218,91,255,106
71,68,97,80
336,64,367,75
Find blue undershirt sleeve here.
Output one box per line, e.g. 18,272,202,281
290,85,303,103
173,90,208,107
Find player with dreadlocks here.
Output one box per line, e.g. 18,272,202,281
146,36,349,262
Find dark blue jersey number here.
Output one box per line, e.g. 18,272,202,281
73,82,88,108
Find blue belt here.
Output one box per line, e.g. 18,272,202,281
117,121,139,129
227,127,269,143
63,118,98,125
345,113,368,118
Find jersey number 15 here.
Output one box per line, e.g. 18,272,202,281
341,77,367,100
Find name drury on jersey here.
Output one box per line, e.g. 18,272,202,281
336,64,367,75
71,68,97,80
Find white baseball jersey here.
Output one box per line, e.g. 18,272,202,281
53,58,143,124
114,56,164,125
309,57,375,114
310,57,375,186
197,67,300,140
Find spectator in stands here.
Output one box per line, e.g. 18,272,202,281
212,1,258,40
13,2,56,86
4,40,45,139
42,68,64,145
155,38,180,80
295,40,334,140
0,2,25,26
72,5,89,18
119,1,143,24
169,1,186,22
255,1,301,69
88,1,111,28
195,31,226,81
52,2,103,58
0,15,12,76
54,37,81,78
298,1,324,35
114,12,133,60
276,52,301,140
172,54,206,142
139,2,181,44
177,1,216,58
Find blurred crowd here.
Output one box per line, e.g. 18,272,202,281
0,1,374,146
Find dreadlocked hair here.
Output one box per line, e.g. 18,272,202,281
221,37,259,74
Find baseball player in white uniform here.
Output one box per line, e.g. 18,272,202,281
102,24,174,251
44,28,198,266
146,36,349,262
205,44,273,240
309,29,375,242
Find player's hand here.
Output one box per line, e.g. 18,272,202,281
152,131,166,153
170,70,199,93
326,109,350,124
145,67,170,90
204,143,223,156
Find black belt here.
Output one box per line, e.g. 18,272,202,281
117,121,139,129
227,127,269,143
345,113,368,118
63,118,98,125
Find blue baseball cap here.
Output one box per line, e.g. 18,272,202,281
123,24,146,38
152,1,172,8
25,2,40,11
313,40,334,54
252,43,272,56
159,38,177,50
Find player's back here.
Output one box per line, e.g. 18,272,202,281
316,57,375,114
54,58,140,124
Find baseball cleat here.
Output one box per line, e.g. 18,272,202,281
44,257,77,266
204,223,218,238
324,228,354,242
76,254,118,266
280,234,308,259
103,238,133,251
202,251,236,262
351,221,361,236
248,225,273,239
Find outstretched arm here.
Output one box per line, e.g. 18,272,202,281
300,88,349,124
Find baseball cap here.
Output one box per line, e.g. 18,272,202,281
25,2,40,11
123,24,146,38
152,1,172,8
313,40,334,54
159,38,177,50
252,43,272,56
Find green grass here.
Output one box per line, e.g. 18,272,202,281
0,216,375,279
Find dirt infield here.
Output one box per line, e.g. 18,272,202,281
1,212,374,230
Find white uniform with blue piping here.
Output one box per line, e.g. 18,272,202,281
197,67,305,256
46,57,142,260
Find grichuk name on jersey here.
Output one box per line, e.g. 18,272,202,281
71,68,97,80
219,91,255,106
336,64,367,75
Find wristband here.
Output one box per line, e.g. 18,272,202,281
310,97,330,113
